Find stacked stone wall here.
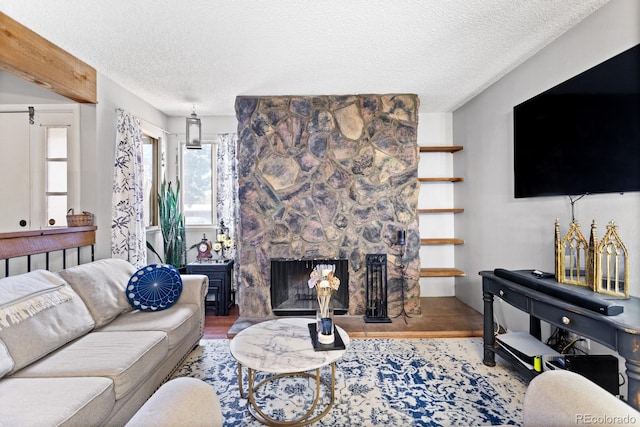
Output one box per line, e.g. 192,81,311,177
235,94,421,316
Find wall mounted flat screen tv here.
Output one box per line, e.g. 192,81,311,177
513,43,640,198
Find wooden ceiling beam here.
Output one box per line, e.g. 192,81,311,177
0,12,97,104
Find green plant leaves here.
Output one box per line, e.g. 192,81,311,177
148,179,186,268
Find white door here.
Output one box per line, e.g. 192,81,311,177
0,111,31,232
0,106,78,233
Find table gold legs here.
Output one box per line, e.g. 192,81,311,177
236,362,336,426
238,362,247,399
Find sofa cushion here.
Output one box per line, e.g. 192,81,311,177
60,258,136,328
126,264,183,311
0,270,95,376
0,377,114,427
12,331,169,400
99,303,200,349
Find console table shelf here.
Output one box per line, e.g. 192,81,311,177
480,270,640,410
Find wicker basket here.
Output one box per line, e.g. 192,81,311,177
66,209,95,227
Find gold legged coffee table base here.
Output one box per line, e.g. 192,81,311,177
238,362,336,426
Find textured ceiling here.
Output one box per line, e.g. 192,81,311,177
0,0,609,117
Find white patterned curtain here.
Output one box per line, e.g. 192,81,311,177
112,110,147,268
217,133,239,280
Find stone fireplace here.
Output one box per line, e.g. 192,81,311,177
235,94,421,317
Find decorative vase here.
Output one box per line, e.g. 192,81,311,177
316,287,334,344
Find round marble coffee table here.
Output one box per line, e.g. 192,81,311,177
229,317,350,426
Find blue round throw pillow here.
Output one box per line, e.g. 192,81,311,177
127,264,182,311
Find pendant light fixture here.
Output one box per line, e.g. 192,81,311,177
186,105,202,149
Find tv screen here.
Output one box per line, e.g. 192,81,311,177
513,44,640,198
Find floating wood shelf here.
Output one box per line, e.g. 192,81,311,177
419,177,464,182
418,208,464,214
419,146,464,153
420,238,464,245
418,146,465,283
420,268,466,277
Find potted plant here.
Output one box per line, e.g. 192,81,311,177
147,180,186,270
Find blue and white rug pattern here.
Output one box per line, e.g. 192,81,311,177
172,337,527,426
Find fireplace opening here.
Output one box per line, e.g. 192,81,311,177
270,258,349,316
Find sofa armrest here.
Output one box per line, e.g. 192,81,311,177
176,274,208,307
523,370,639,427
126,377,222,427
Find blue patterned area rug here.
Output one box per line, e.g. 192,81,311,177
171,338,528,426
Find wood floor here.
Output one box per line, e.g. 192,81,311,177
203,297,483,339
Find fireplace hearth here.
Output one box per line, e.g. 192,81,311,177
271,259,349,316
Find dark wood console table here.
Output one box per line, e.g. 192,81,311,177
480,270,640,410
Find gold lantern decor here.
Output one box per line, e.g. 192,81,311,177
593,221,629,298
555,218,590,287
554,218,629,298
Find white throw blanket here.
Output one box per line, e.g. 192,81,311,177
0,270,73,330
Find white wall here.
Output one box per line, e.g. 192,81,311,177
454,0,640,316
453,0,639,395
0,71,71,104
90,73,171,261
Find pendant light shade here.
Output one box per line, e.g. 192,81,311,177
186,105,201,149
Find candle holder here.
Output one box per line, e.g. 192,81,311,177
214,219,235,260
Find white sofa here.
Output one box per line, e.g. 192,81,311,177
0,258,210,426
523,370,639,427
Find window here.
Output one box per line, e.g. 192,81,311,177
38,110,78,229
142,135,159,227
181,141,216,225
45,127,68,226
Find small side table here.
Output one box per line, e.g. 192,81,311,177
186,260,234,316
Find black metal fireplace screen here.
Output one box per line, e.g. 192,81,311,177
270,258,349,315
